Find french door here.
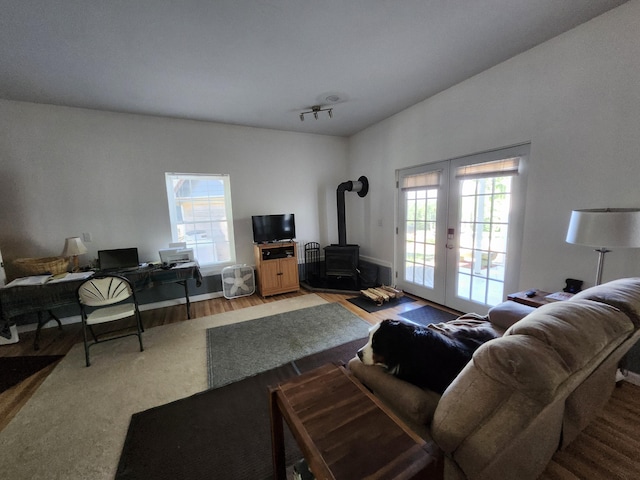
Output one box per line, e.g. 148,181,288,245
396,145,529,314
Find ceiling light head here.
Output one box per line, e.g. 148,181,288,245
299,104,335,121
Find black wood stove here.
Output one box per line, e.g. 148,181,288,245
324,176,369,287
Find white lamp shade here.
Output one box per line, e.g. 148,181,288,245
566,208,640,248
62,237,88,257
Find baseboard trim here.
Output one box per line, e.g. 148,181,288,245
622,370,640,386
16,291,224,333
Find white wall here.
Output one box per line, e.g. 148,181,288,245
2,1,639,293
0,101,348,279
347,0,640,292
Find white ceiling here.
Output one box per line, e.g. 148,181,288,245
0,0,629,137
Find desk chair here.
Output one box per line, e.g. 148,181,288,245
77,275,144,367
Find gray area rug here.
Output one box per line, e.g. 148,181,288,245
206,302,370,388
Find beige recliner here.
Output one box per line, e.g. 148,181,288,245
349,277,640,480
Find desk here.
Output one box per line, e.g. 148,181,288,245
270,363,442,480
0,264,202,349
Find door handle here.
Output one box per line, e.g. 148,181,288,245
446,227,455,249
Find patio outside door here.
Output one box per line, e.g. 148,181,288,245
396,145,529,314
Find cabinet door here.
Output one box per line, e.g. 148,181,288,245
279,257,299,290
260,260,282,294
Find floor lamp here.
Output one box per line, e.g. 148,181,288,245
566,208,640,285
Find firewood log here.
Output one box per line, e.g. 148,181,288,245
376,286,396,299
366,288,387,302
360,289,383,305
381,285,404,297
371,288,391,302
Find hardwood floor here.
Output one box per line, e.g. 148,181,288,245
0,289,438,432
2,290,639,478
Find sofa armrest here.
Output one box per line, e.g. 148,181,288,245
488,301,536,332
348,357,441,427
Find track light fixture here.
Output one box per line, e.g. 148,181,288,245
299,105,333,121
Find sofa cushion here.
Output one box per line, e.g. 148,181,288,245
432,338,567,479
504,299,633,376
468,335,571,402
432,336,569,453
570,277,640,327
432,298,634,479
487,301,536,331
347,357,440,432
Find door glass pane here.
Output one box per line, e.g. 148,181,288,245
404,188,438,288
456,176,512,306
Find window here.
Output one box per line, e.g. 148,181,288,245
165,173,236,269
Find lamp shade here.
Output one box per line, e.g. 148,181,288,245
61,237,88,257
566,208,640,248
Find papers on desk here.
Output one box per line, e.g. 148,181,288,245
47,271,94,283
4,275,52,287
3,271,94,288
171,261,197,269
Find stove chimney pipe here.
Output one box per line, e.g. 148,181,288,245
337,176,369,246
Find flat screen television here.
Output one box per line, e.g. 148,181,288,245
252,214,296,243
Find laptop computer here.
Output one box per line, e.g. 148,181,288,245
98,248,140,272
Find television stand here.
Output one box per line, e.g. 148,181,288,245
253,242,299,297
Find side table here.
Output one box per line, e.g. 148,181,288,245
507,289,575,308
269,363,442,480
507,289,553,308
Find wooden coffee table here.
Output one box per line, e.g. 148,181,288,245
269,363,442,480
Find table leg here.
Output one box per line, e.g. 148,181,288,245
269,388,286,480
33,310,62,350
178,280,191,319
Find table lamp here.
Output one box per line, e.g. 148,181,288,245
566,208,640,285
62,236,88,272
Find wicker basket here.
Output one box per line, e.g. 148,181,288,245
14,256,69,276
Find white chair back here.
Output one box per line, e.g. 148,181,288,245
78,276,133,307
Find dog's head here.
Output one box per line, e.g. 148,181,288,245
357,319,416,370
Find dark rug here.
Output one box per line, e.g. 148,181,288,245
398,304,459,326
116,337,367,480
0,355,63,394
347,294,415,313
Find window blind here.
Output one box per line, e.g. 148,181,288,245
455,157,520,180
400,170,442,190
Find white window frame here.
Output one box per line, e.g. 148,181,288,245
165,172,236,274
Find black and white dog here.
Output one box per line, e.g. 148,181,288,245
357,319,497,394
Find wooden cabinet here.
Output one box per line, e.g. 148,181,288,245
254,242,299,297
